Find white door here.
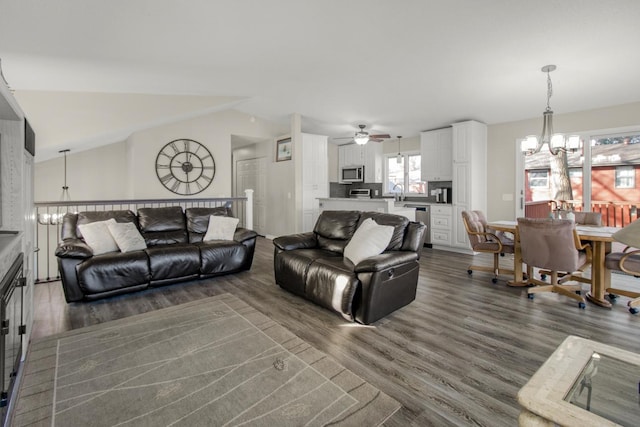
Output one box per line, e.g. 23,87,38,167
235,157,267,235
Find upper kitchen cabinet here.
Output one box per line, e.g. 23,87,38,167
420,127,452,182
338,143,382,183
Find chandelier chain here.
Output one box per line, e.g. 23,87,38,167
546,69,553,111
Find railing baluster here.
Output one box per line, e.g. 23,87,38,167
525,199,637,228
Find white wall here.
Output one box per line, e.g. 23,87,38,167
328,143,338,182
15,90,245,162
34,141,129,201
34,109,286,200
382,135,420,154
487,101,640,221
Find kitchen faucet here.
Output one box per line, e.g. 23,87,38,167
392,183,404,202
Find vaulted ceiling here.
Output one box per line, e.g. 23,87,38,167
1,0,639,156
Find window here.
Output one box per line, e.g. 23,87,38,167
385,152,425,195
569,168,582,180
615,166,635,188
529,170,549,188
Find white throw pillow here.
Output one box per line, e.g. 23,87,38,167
78,219,119,255
344,218,394,265
107,222,147,253
203,215,239,241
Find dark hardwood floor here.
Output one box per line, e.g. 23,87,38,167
31,237,640,426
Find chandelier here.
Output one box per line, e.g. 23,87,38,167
521,65,582,155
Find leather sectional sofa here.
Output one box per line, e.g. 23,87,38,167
56,206,257,302
273,210,427,324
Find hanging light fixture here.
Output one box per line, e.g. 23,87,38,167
39,149,72,225
59,149,71,202
353,124,370,145
396,136,402,163
521,65,582,156
354,133,369,145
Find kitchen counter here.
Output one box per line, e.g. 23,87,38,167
318,198,415,221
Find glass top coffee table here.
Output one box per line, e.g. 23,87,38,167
518,336,640,426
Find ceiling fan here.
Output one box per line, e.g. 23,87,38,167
334,124,391,145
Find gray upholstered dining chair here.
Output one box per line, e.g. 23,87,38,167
517,217,591,308
541,211,602,285
605,219,640,314
573,211,603,226
462,210,514,283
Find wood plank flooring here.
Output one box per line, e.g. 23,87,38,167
30,238,640,426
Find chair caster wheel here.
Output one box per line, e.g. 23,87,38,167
575,290,581,295
629,307,639,315
467,269,473,275
492,278,498,284
607,293,618,300
527,293,534,300
578,302,586,309
540,274,547,281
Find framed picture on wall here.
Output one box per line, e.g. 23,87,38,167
276,138,292,162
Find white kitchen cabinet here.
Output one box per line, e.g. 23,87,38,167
338,144,362,168
420,127,452,182
338,143,382,183
430,204,453,247
364,142,383,183
302,133,328,231
451,120,487,250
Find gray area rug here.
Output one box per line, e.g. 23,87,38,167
12,293,400,426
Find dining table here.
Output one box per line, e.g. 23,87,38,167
487,220,618,308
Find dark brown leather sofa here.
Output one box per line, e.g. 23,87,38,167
273,210,427,324
56,206,257,302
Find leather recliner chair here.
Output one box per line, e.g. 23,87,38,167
273,210,427,324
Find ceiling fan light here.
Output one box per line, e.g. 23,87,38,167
354,135,368,145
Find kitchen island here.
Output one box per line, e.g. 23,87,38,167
318,198,416,221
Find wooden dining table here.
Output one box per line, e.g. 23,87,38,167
487,220,618,308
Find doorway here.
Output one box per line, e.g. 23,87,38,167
234,156,267,235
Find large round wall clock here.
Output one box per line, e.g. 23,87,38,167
155,138,215,195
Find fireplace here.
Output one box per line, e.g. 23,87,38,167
0,253,24,423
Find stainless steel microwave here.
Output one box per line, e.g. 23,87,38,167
340,165,365,183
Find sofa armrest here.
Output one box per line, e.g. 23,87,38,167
354,251,418,273
233,227,258,243
273,232,317,251
55,238,93,259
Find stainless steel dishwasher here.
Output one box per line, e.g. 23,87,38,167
404,204,430,245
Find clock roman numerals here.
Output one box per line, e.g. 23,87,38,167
155,139,216,195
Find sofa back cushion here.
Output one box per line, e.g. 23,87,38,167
359,212,409,251
137,206,187,246
62,210,137,240
314,210,360,253
185,206,233,243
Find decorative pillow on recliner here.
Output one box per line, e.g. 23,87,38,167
203,215,239,241
344,218,394,265
77,219,119,255
107,221,147,253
